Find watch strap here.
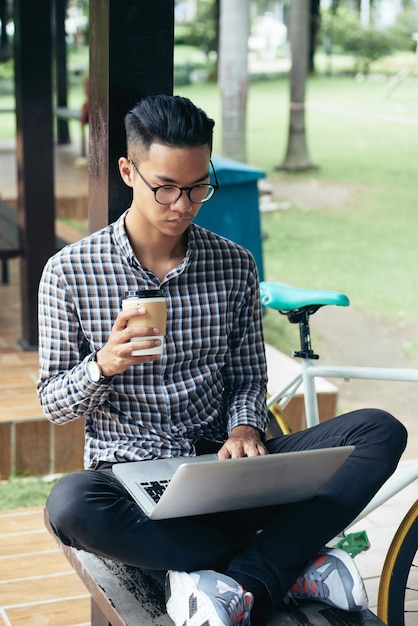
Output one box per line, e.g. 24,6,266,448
88,351,110,383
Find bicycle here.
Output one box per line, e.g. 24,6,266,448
260,280,418,626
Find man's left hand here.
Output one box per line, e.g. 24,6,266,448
218,425,268,459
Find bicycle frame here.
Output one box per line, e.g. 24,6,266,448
261,279,418,622
266,358,418,526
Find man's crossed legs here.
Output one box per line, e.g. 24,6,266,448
46,409,407,625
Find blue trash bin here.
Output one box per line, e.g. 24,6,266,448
194,155,265,281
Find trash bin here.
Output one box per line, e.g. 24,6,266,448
194,155,265,281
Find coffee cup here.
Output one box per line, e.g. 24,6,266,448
122,289,167,356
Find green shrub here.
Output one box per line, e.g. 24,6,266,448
347,27,393,74
321,7,393,75
174,0,217,54
174,45,215,86
174,64,193,86
0,58,14,95
386,8,418,52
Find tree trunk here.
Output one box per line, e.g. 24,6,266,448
219,0,249,162
277,0,315,172
309,0,321,74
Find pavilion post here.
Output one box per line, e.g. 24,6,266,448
88,0,175,233
14,0,55,349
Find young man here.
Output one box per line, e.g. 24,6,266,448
38,94,407,626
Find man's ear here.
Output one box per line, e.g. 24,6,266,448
118,157,134,188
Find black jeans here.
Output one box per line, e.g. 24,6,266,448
46,409,407,605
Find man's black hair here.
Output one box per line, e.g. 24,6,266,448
125,94,215,157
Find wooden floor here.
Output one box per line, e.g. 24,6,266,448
0,136,88,430
0,507,90,626
0,248,85,480
0,141,91,624
0,236,90,625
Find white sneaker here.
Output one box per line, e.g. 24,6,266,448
285,547,368,612
166,569,253,626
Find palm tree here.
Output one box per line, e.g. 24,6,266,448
277,0,315,171
218,0,250,162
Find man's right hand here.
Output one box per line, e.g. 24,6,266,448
96,308,162,377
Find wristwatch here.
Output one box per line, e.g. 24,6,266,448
86,352,109,384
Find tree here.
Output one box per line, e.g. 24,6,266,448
321,6,393,75
309,0,321,74
277,0,315,172
175,0,218,57
218,0,250,162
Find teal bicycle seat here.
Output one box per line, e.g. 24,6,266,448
260,281,350,312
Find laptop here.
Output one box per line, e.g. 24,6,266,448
112,445,354,520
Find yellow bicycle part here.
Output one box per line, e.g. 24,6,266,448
378,498,418,624
266,399,293,437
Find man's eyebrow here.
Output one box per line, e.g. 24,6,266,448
154,170,210,185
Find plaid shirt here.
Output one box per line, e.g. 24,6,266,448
38,211,268,468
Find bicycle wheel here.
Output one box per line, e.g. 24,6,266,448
378,499,418,625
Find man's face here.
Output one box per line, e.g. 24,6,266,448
125,142,212,238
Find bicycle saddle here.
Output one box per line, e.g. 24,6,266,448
260,281,350,312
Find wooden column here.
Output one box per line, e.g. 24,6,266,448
0,0,10,57
14,0,55,349
88,0,175,233
54,0,71,145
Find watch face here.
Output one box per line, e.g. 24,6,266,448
87,359,102,383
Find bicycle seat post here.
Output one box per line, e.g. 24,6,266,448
288,308,320,360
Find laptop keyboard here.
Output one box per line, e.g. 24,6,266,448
139,480,170,503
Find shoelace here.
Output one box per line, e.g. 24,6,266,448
289,574,328,601
220,591,252,625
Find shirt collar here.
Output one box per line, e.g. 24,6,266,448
112,209,136,264
111,209,198,275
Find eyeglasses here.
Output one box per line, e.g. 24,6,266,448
129,159,219,205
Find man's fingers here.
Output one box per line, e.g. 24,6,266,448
218,438,268,459
244,441,268,457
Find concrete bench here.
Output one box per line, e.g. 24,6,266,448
44,511,385,626
0,200,68,284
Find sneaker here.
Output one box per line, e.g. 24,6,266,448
166,569,253,626
285,547,368,612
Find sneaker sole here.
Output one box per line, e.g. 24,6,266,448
166,571,230,626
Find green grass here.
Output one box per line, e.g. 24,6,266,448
180,76,418,175
261,201,418,320
0,476,58,510
179,77,418,330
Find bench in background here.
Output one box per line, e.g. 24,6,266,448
0,199,69,284
0,107,87,158
55,106,88,158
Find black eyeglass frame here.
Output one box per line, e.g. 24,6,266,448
128,158,219,205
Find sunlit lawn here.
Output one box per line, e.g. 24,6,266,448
0,477,58,510
179,76,418,335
